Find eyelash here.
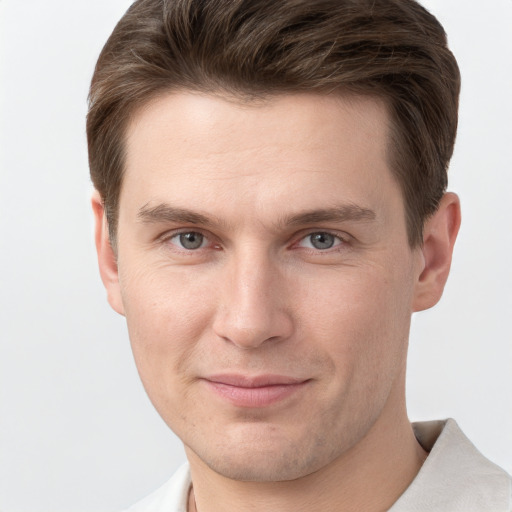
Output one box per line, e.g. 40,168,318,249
161,230,220,254
296,231,346,252
160,229,350,254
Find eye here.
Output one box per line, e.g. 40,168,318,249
170,231,207,250
298,232,343,250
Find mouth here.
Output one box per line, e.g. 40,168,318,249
202,374,310,408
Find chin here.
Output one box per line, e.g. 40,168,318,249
186,424,340,483
203,451,317,482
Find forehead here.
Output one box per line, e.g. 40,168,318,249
121,91,402,229
126,91,390,162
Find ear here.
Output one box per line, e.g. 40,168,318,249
91,190,125,316
413,192,461,312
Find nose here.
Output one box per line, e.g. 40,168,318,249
212,248,294,349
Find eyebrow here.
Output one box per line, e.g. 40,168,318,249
137,203,223,228
282,205,376,227
137,202,376,229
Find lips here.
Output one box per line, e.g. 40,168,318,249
202,374,310,408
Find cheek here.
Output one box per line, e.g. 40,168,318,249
296,264,413,373
118,261,215,395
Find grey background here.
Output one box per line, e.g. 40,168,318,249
1,1,511,511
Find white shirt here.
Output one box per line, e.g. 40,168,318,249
124,419,511,512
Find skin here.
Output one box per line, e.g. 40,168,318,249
93,92,460,512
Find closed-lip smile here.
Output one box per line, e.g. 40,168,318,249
202,374,310,408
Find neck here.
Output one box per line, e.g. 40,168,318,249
186,386,427,512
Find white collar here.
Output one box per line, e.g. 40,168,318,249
390,418,511,511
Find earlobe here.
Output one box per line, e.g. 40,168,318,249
91,190,125,316
413,192,461,312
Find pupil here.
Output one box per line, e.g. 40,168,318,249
311,233,334,250
180,232,203,249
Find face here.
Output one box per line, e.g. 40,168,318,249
100,92,428,481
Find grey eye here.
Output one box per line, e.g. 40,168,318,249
307,232,337,250
178,232,205,250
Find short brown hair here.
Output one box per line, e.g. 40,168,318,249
87,0,460,246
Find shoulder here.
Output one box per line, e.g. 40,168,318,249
122,464,191,512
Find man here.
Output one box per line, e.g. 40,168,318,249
87,0,511,510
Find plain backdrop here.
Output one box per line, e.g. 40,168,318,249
0,1,511,511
